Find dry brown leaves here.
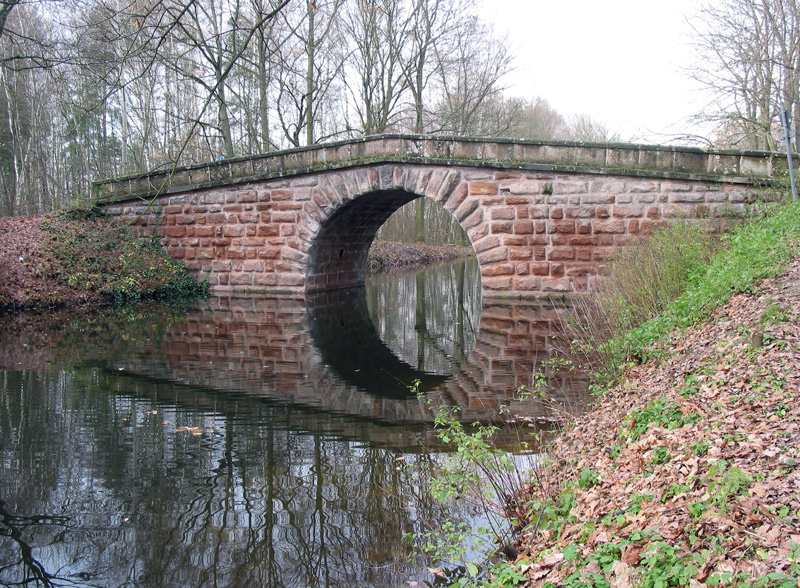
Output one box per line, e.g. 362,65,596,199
513,258,800,586
0,215,60,309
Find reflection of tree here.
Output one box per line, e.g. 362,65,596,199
368,258,482,374
0,370,435,587
0,498,64,587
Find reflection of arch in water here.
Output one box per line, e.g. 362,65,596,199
307,282,590,420
443,299,591,418
306,287,448,398
0,293,590,424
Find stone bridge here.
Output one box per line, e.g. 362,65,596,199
93,135,789,297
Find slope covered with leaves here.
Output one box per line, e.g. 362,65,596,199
509,259,800,586
0,211,206,312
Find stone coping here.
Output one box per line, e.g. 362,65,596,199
91,134,792,204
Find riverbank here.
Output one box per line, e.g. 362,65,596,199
368,240,473,274
0,212,206,313
502,261,800,583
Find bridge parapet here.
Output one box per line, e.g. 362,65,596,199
93,135,787,204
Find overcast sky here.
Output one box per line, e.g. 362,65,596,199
479,0,709,144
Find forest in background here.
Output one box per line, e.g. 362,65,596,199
3,0,800,226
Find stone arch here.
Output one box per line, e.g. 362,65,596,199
302,164,481,293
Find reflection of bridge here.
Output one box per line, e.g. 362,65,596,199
86,293,588,424
93,135,787,297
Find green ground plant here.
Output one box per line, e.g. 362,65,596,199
619,398,701,442
406,381,542,587
568,200,800,388
40,209,208,305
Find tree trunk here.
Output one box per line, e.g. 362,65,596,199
305,0,315,146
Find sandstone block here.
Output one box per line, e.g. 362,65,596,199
508,180,540,195
230,272,254,285
565,263,598,276
568,235,596,246
478,247,507,264
670,192,705,203
529,205,549,219
509,247,533,260
473,235,500,254
164,226,186,238
257,225,280,237
480,276,513,290
541,277,570,292
223,226,244,237
593,220,625,234
514,276,542,291
530,262,550,275
491,221,513,234
469,181,498,195
272,211,296,223
491,206,516,220
483,263,515,276
238,212,259,224
580,193,615,205
629,181,659,193
612,205,643,218
254,273,278,286
503,235,527,247
663,182,692,192
554,181,588,194
242,260,265,272
211,260,232,272
548,247,575,261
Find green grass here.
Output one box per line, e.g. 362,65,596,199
620,202,800,362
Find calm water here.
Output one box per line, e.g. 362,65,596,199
0,259,590,587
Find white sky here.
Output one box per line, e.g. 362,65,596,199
479,0,710,144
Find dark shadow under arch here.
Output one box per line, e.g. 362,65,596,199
305,189,427,292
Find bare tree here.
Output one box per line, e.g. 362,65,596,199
0,0,20,40
502,96,568,141
405,0,449,133
690,0,800,150
566,113,621,143
272,0,345,147
343,0,411,135
429,15,513,136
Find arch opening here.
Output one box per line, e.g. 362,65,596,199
307,188,478,293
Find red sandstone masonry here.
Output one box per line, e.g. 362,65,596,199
97,137,779,297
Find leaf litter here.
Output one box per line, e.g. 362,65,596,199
509,257,800,586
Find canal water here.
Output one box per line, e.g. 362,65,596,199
0,259,590,587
